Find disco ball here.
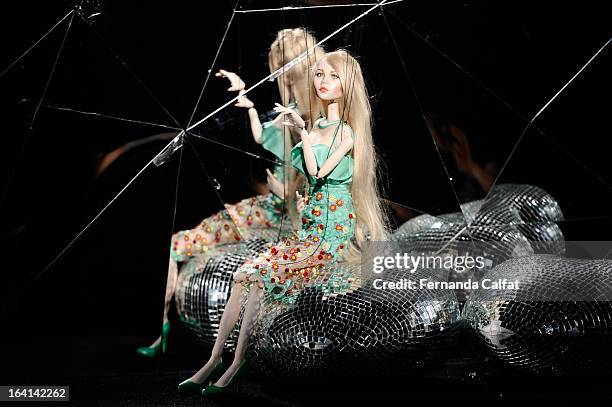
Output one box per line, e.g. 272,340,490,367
175,183,567,375
463,255,612,375
175,230,280,350
394,184,564,247
392,184,565,301
248,264,460,378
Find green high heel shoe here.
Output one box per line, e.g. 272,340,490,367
136,321,170,358
177,360,225,394
201,360,249,397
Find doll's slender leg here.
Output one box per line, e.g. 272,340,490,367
162,257,178,324
189,280,246,383
141,257,178,349
213,280,263,386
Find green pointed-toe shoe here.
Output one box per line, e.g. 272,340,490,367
201,361,248,397
178,360,225,394
136,321,170,358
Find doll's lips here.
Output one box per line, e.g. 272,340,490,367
319,86,329,93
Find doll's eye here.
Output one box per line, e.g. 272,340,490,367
331,73,339,80
315,72,323,77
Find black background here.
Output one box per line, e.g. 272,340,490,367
0,0,610,404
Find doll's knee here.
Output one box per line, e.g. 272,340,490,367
233,272,264,290
247,275,265,290
233,272,248,284
171,232,185,248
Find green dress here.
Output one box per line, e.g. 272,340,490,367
238,121,356,303
170,119,288,262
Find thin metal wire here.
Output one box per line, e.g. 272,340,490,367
158,135,185,341
186,0,390,134
33,103,182,131
234,0,403,14
1,0,403,317
0,133,180,320
186,131,280,165
386,10,612,196
479,37,611,207
186,0,240,128
182,134,245,238
0,9,74,79
377,8,471,227
379,5,484,255
75,11,183,129
1,12,76,212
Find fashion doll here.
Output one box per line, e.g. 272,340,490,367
136,28,325,357
177,49,388,396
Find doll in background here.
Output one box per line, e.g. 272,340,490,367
136,28,325,357
177,49,388,396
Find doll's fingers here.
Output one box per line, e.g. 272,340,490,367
228,80,242,90
266,169,276,180
230,79,244,90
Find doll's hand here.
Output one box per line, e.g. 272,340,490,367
295,190,305,212
234,89,254,109
215,69,245,91
266,168,284,198
274,103,306,129
270,110,285,127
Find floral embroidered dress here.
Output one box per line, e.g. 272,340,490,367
170,119,288,262
237,121,357,303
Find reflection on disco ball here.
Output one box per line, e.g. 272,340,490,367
394,184,563,243
248,265,460,378
392,184,565,301
463,255,612,375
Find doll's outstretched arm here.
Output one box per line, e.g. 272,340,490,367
246,102,264,144
273,103,317,173
216,69,265,144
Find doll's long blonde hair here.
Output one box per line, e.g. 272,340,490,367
308,49,389,261
268,28,325,226
268,28,325,125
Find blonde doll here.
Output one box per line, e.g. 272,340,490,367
178,49,387,396
136,28,325,358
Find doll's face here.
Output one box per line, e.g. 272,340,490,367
313,59,343,101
